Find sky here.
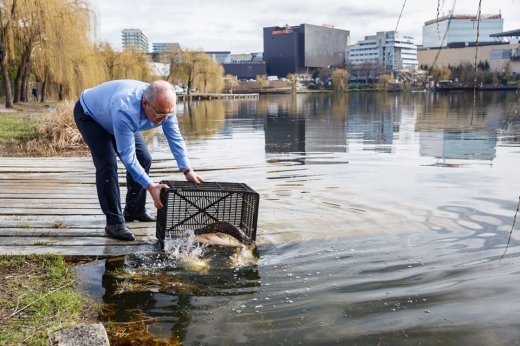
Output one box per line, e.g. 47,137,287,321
91,0,520,53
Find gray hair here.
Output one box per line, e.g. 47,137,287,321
143,80,176,106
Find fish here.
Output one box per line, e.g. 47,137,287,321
193,221,255,250
194,232,246,247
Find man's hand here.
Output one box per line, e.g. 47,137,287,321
146,182,169,209
185,171,204,184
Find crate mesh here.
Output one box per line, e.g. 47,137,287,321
156,181,259,248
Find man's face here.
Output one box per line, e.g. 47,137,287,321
142,96,176,125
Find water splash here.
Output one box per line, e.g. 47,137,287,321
229,244,259,267
162,230,259,269
163,230,210,271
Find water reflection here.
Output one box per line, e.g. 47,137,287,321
95,250,261,343
169,92,519,163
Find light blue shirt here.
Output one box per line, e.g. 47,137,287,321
79,79,191,188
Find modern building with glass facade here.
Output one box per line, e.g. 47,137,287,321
422,13,503,48
346,31,418,71
263,24,350,77
152,43,180,53
205,51,232,64
121,29,149,53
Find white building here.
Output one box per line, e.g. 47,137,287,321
346,31,418,71
422,13,503,48
121,29,149,53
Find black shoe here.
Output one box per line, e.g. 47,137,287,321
105,223,135,241
124,211,157,222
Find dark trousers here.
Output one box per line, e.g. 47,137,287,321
73,101,151,225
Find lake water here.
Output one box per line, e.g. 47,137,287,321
79,91,520,345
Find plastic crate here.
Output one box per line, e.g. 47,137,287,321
156,181,259,248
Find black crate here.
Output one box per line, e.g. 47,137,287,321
156,181,259,248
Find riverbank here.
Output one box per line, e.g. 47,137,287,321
0,255,94,345
0,103,160,345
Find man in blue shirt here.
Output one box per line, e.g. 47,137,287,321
74,80,204,241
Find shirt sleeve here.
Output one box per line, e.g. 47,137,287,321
113,107,153,188
161,113,191,170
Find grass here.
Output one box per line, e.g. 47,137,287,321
0,255,94,345
0,100,89,157
0,115,39,143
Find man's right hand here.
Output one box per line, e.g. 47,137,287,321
147,182,169,209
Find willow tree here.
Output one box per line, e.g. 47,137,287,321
95,42,152,83
223,74,237,93
331,69,349,92
175,49,210,94
286,73,298,93
0,0,17,107
255,74,268,92
377,74,393,91
159,45,184,83
10,0,41,103
429,66,452,83
30,0,108,101
0,0,103,103
195,58,224,93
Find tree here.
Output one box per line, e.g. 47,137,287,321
195,57,224,93
356,60,383,86
0,0,17,108
331,69,349,92
223,74,237,93
255,74,268,92
158,45,184,83
0,0,108,102
286,73,298,93
175,49,207,94
33,0,108,101
377,74,394,91
429,66,452,83
318,66,331,86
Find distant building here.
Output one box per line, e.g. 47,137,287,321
205,51,266,79
422,13,503,48
222,63,266,80
205,51,232,64
418,38,520,74
152,43,180,53
263,23,350,77
121,29,149,53
346,31,418,71
230,53,253,63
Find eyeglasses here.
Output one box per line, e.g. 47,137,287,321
147,102,174,119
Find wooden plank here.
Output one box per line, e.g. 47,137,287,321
0,209,101,215
0,199,100,205
0,220,156,229
0,236,155,246
0,204,102,209
0,156,165,256
0,194,98,199
0,244,159,256
0,228,155,237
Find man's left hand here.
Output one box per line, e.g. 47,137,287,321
185,171,204,184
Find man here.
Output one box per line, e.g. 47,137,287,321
74,80,204,241
0,41,5,63
32,86,38,101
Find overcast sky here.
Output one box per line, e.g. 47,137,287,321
91,0,520,53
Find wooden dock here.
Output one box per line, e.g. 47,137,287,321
0,157,178,256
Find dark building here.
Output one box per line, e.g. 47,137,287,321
263,23,350,78
222,63,267,80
